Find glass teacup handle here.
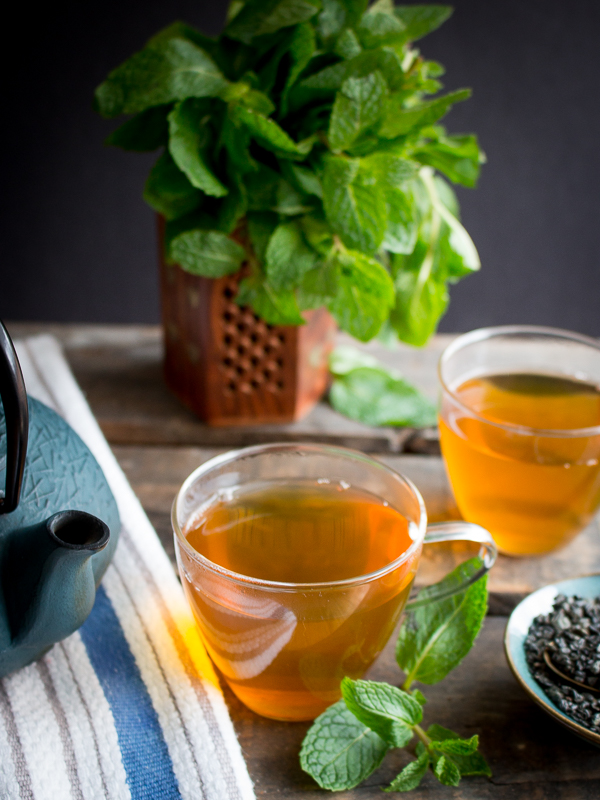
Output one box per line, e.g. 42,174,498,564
405,521,497,610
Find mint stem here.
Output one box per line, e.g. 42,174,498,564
414,724,432,749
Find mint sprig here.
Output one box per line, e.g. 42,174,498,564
96,0,484,346
300,557,492,792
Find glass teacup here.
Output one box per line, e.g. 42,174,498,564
439,326,600,556
173,443,496,721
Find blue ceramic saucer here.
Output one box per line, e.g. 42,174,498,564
504,575,600,747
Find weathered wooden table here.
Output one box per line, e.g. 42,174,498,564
11,323,600,798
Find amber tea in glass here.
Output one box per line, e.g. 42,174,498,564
439,327,600,556
173,444,496,721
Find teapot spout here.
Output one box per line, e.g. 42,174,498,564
2,510,109,667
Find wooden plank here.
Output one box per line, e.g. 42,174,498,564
7,322,446,454
223,617,600,799
113,446,600,607
111,443,600,797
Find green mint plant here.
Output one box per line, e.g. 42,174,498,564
300,557,492,792
95,1,484,346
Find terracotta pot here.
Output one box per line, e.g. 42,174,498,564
158,219,336,426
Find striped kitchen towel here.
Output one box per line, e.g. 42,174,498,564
0,335,255,800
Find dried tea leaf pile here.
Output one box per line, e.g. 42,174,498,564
525,594,600,734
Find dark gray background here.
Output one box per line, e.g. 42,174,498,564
2,1,599,334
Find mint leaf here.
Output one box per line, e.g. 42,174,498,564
300,47,403,93
414,134,484,188
245,163,281,211
265,221,317,290
431,735,479,756
247,211,279,261
432,171,459,215
300,699,390,791
322,156,386,253
426,725,492,777
396,558,488,686
143,151,201,220
225,0,321,44
217,172,248,233
315,0,369,43
300,215,335,255
244,164,312,215
411,689,427,706
232,105,304,156
444,750,491,778
105,105,170,151
327,249,394,340
282,162,323,198
274,177,314,214
163,210,215,253
440,215,480,278
394,5,453,42
328,72,388,152
169,229,245,277
433,754,461,787
297,259,338,310
385,751,430,792
221,115,257,174
238,87,276,116
168,99,228,196
280,22,316,115
95,37,229,118
329,362,437,427
334,28,362,59
236,275,305,325
390,250,449,346
380,89,471,139
329,344,379,374
341,678,421,747
383,186,419,254
147,21,222,61
357,10,406,49
361,152,419,186
315,0,347,42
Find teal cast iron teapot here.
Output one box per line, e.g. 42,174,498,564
0,322,120,677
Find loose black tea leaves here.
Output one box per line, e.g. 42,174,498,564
525,593,600,734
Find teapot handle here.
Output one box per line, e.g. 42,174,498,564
0,322,28,514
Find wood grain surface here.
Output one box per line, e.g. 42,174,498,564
113,443,600,798
10,323,600,797
7,323,445,453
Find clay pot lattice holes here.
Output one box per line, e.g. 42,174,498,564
220,278,286,398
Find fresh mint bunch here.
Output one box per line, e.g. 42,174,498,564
96,1,484,345
300,557,492,792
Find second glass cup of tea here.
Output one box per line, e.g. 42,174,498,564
439,325,600,556
173,443,496,721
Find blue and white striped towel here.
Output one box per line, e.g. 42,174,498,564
0,335,255,800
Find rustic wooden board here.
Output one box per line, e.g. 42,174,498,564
223,617,600,799
114,445,600,610
7,321,598,797
112,442,600,797
7,323,446,453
